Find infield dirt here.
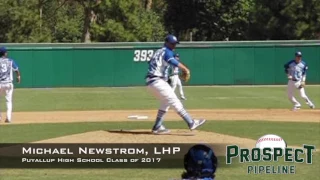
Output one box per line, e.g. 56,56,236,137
6,109,320,124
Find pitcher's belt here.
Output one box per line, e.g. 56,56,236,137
145,75,166,86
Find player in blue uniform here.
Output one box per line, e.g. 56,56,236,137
145,35,206,134
169,53,186,100
0,47,21,123
284,51,315,110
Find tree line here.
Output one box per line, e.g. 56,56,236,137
0,0,319,43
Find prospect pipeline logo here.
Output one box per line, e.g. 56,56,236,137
225,134,316,174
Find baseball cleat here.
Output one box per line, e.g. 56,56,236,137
292,106,301,111
152,125,170,134
5,119,11,123
189,119,206,130
309,104,315,109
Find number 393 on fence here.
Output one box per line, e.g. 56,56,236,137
133,50,154,62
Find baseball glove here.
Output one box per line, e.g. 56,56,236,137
294,81,305,89
180,70,191,82
300,81,306,88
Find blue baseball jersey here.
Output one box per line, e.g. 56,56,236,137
0,57,19,83
284,60,308,81
147,46,179,80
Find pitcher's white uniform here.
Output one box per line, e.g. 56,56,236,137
0,57,19,122
284,52,315,110
170,65,186,100
146,47,184,113
145,35,205,134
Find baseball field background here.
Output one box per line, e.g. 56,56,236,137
0,41,319,180
4,40,320,88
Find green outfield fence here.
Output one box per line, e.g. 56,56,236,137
1,40,319,88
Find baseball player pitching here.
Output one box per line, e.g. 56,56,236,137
0,47,21,123
284,51,315,110
169,53,186,100
145,35,206,134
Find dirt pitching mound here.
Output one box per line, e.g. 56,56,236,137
31,130,271,156
0,130,314,157
33,130,307,155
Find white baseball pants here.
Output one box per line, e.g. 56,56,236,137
0,82,14,121
147,78,184,112
170,75,185,97
287,80,313,107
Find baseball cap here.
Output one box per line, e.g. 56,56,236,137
0,47,7,54
295,51,302,57
165,35,179,44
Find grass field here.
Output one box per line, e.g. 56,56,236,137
10,86,320,111
0,86,319,180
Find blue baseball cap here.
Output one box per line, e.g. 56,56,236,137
165,35,179,44
295,51,302,57
0,47,7,54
